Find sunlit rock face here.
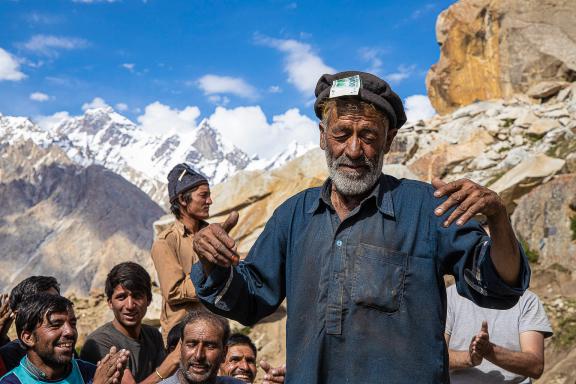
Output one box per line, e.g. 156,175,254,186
426,0,576,115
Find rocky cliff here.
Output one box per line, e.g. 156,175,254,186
426,0,576,115
0,140,164,295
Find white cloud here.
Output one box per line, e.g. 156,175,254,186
197,74,258,99
115,102,128,111
404,95,436,122
255,35,335,96
35,111,71,131
22,35,88,57
385,64,416,84
137,101,201,136
82,97,110,111
207,95,230,106
207,106,318,158
122,63,135,72
0,48,26,81
268,85,282,93
30,92,50,102
359,47,385,74
26,12,62,24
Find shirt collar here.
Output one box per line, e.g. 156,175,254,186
307,175,395,218
175,218,208,237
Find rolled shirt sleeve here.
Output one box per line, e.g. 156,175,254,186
438,210,530,309
191,211,287,326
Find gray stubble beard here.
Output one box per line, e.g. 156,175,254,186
325,148,384,197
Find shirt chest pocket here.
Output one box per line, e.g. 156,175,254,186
351,243,408,313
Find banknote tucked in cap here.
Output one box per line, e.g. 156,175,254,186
167,163,208,203
314,71,407,130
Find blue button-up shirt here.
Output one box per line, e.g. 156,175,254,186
192,175,530,383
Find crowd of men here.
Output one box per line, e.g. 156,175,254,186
0,272,284,384
0,71,554,383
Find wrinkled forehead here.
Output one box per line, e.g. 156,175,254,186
184,320,224,342
228,344,256,358
329,99,387,126
44,309,76,325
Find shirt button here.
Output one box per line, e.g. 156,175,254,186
336,240,343,247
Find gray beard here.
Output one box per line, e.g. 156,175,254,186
325,149,384,196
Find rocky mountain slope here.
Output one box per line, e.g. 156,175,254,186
0,140,164,295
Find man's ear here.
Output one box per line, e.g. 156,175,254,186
383,128,398,154
319,123,326,150
20,330,36,349
178,194,187,207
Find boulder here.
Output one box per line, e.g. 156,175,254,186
490,154,565,211
527,80,570,99
512,174,576,271
526,118,560,138
427,0,576,114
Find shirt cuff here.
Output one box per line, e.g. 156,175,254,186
190,262,232,301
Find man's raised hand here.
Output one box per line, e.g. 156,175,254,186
94,346,130,384
432,177,506,227
260,360,286,384
472,320,494,358
193,211,240,274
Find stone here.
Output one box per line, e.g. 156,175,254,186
512,174,576,272
490,153,565,212
527,118,560,138
426,0,576,114
527,81,570,99
408,129,494,181
514,110,539,128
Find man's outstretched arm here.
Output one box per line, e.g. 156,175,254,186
191,210,287,325
433,178,521,287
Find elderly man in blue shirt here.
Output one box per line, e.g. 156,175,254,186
190,71,530,383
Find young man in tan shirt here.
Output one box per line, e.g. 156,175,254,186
151,163,212,343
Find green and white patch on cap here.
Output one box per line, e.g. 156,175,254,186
329,75,361,98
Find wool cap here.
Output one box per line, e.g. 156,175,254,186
167,163,208,203
314,71,407,130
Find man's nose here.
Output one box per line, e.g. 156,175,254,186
239,359,250,371
62,322,76,337
126,296,136,309
193,344,205,360
345,136,363,159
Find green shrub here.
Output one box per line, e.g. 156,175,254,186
519,238,539,264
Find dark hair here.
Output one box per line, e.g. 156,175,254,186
167,320,185,353
16,293,74,343
105,262,152,302
9,276,60,311
169,187,196,220
180,310,230,346
227,333,257,357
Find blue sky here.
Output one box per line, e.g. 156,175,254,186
0,0,454,158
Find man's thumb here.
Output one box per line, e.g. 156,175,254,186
260,360,271,372
481,320,488,333
222,211,239,232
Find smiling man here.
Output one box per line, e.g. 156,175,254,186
0,293,129,384
80,262,178,383
220,334,257,383
190,71,531,383
158,310,242,384
151,164,212,344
